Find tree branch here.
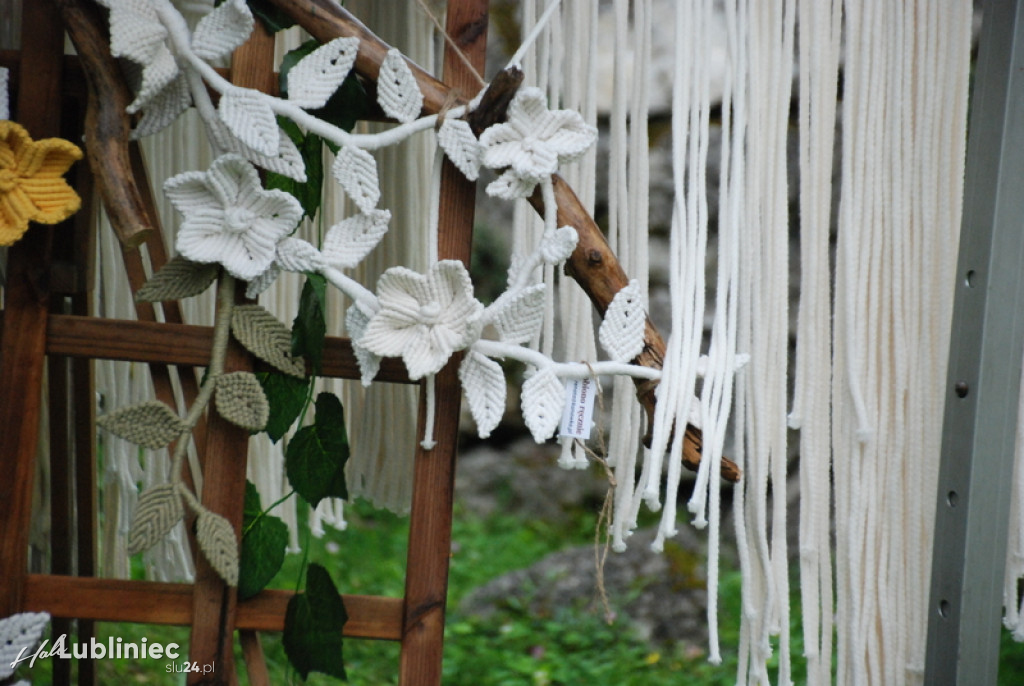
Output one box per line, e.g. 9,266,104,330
55,0,155,249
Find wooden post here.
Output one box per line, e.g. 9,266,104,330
399,2,488,684
184,20,276,685
0,0,65,619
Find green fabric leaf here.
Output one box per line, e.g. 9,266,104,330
280,39,366,138
285,392,349,508
196,510,239,587
283,563,348,681
256,371,310,442
245,0,295,32
215,371,270,432
97,400,186,449
291,274,327,376
231,304,307,378
238,482,289,600
135,256,219,302
127,484,184,555
267,117,324,221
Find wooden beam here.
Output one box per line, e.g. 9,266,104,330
21,575,403,640
42,314,415,383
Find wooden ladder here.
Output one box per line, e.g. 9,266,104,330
0,1,487,684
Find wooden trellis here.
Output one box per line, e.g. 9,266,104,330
0,0,487,684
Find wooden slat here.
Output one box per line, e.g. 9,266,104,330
185,23,278,685
0,0,65,619
22,575,404,640
43,313,415,382
399,3,488,684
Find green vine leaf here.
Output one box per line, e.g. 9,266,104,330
238,482,289,600
256,371,310,442
285,392,349,508
283,563,348,681
196,509,239,587
291,274,327,376
231,304,307,378
244,0,295,33
215,371,270,432
126,484,184,555
135,256,219,302
97,400,187,449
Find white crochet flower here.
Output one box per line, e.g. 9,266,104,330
359,260,485,380
478,87,597,199
165,154,302,281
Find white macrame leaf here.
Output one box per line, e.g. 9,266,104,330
459,350,506,439
196,510,239,587
207,117,307,182
231,304,307,377
494,283,546,344
247,264,280,299
539,226,579,264
0,612,50,679
377,48,423,123
437,118,481,181
287,36,360,109
332,146,381,213
346,304,380,386
322,209,391,269
132,74,191,139
127,483,184,555
276,237,326,273
191,0,254,60
97,401,186,450
521,368,565,443
215,372,270,432
599,280,646,363
219,89,280,157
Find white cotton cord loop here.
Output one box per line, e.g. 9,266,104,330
507,0,564,71
421,374,437,450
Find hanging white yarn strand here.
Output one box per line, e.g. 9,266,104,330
832,2,971,683
607,0,649,551
733,0,794,682
791,0,841,683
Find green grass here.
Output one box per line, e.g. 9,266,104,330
14,496,1024,684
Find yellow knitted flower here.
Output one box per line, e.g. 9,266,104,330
0,120,83,246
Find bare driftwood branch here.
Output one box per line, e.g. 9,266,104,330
267,0,740,483
55,0,155,249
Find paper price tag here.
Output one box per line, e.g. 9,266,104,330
559,377,596,440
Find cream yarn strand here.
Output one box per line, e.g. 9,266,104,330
791,0,840,683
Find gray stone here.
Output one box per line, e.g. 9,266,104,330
457,527,713,647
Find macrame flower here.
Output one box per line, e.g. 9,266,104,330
165,154,302,281
359,260,484,380
478,86,597,199
0,121,82,246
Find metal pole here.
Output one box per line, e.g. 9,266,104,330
925,0,1024,682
